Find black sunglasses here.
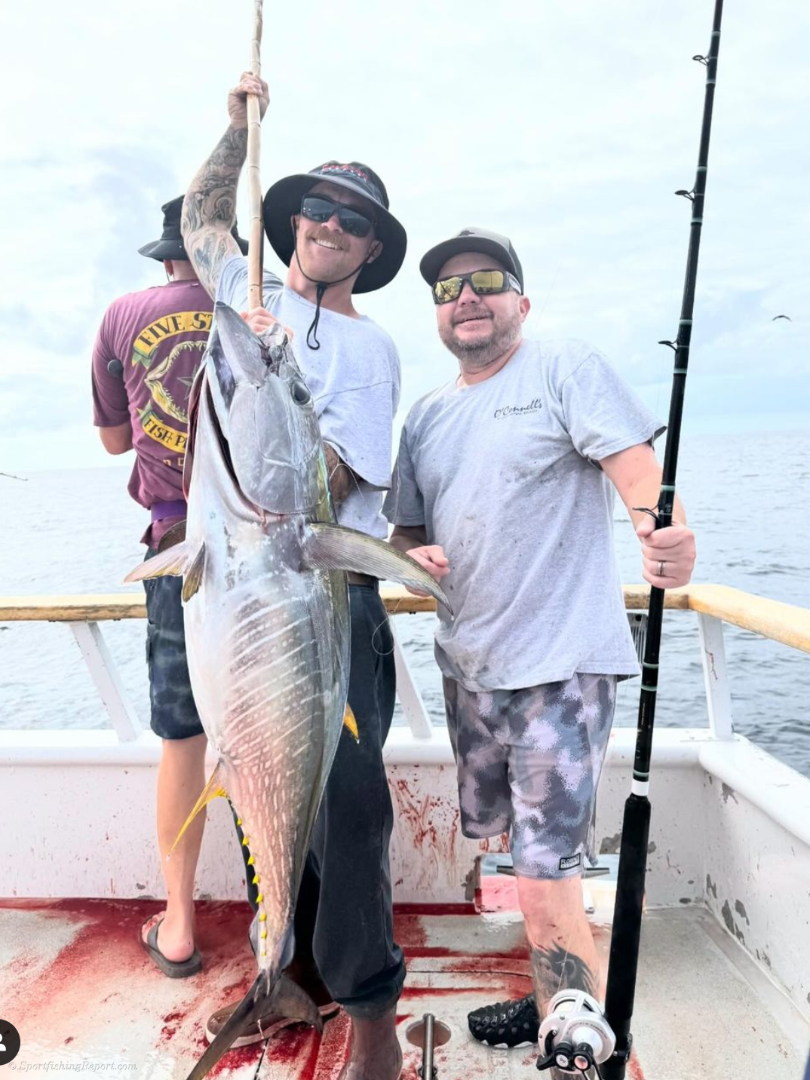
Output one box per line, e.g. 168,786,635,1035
431,269,522,305
300,194,376,239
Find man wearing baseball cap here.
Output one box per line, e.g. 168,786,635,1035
385,229,696,1072
93,196,247,980
182,73,405,1079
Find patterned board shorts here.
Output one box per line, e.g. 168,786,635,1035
144,549,204,741
443,673,617,880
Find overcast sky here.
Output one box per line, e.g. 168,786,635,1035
0,0,807,473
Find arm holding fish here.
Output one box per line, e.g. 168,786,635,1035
323,442,358,506
601,443,695,589
389,525,450,594
182,72,269,300
384,423,450,594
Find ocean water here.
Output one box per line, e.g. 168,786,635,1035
1,428,809,778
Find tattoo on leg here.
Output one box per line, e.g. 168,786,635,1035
531,943,597,1007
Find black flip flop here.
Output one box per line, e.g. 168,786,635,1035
140,916,202,978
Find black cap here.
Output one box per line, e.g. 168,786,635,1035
138,196,249,262
262,162,407,294
420,227,524,291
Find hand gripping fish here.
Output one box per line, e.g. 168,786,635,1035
126,304,450,1078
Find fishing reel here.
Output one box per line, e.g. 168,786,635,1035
536,990,616,1075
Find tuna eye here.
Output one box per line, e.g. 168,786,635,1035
290,379,312,405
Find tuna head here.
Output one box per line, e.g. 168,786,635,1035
206,302,324,515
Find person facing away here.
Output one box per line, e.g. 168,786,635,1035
385,228,697,1075
180,72,407,1080
92,196,247,978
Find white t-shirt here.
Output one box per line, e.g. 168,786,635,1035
217,256,400,538
384,339,664,692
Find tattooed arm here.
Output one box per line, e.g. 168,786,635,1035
182,72,269,300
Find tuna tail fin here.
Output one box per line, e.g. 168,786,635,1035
185,970,323,1080
169,763,227,856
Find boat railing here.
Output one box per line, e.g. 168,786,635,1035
1,584,809,745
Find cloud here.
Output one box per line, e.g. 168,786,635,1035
0,0,808,472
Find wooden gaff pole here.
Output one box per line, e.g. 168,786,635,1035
246,0,264,309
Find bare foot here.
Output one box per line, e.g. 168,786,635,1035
141,910,196,963
337,1012,402,1080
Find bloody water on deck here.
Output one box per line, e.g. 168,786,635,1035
0,898,630,1079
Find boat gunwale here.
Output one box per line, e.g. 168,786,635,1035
2,583,808,655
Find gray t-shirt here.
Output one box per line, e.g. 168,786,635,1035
217,256,400,538
383,339,664,692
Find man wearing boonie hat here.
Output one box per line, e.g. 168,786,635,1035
385,228,697,1073
182,72,406,1079
92,197,247,980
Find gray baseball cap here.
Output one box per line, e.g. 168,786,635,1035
419,227,524,290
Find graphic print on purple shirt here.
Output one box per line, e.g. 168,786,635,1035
91,279,213,545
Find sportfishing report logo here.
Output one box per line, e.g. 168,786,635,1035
131,310,212,457
494,398,543,419
0,1018,21,1065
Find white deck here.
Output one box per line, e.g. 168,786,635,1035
2,585,810,1077
1,896,807,1079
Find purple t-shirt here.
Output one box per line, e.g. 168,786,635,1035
92,279,213,546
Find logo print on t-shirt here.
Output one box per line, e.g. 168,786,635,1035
131,311,212,455
494,398,543,419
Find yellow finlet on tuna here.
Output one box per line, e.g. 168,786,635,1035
343,704,359,742
169,762,227,855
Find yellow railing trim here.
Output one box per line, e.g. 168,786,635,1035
1,585,808,656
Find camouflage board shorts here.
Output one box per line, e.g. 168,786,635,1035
443,673,617,880
144,549,204,740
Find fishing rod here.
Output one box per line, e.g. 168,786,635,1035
601,2,725,1076
535,3,725,1076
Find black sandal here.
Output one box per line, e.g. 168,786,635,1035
140,916,202,979
467,992,539,1048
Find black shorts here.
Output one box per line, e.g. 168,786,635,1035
143,549,204,741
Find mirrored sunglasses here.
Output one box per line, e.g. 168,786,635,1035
431,269,522,305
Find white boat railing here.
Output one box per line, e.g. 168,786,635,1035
1,584,809,744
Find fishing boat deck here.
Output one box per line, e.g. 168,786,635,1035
2,884,807,1080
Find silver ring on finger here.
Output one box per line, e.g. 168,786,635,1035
658,560,666,578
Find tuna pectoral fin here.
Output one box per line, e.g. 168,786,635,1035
123,542,191,583
122,540,205,601
185,971,322,1080
343,704,359,742
304,523,453,613
181,543,206,602
169,764,227,856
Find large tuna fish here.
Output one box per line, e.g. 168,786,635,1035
126,304,450,1079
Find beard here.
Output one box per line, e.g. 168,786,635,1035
438,307,524,371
